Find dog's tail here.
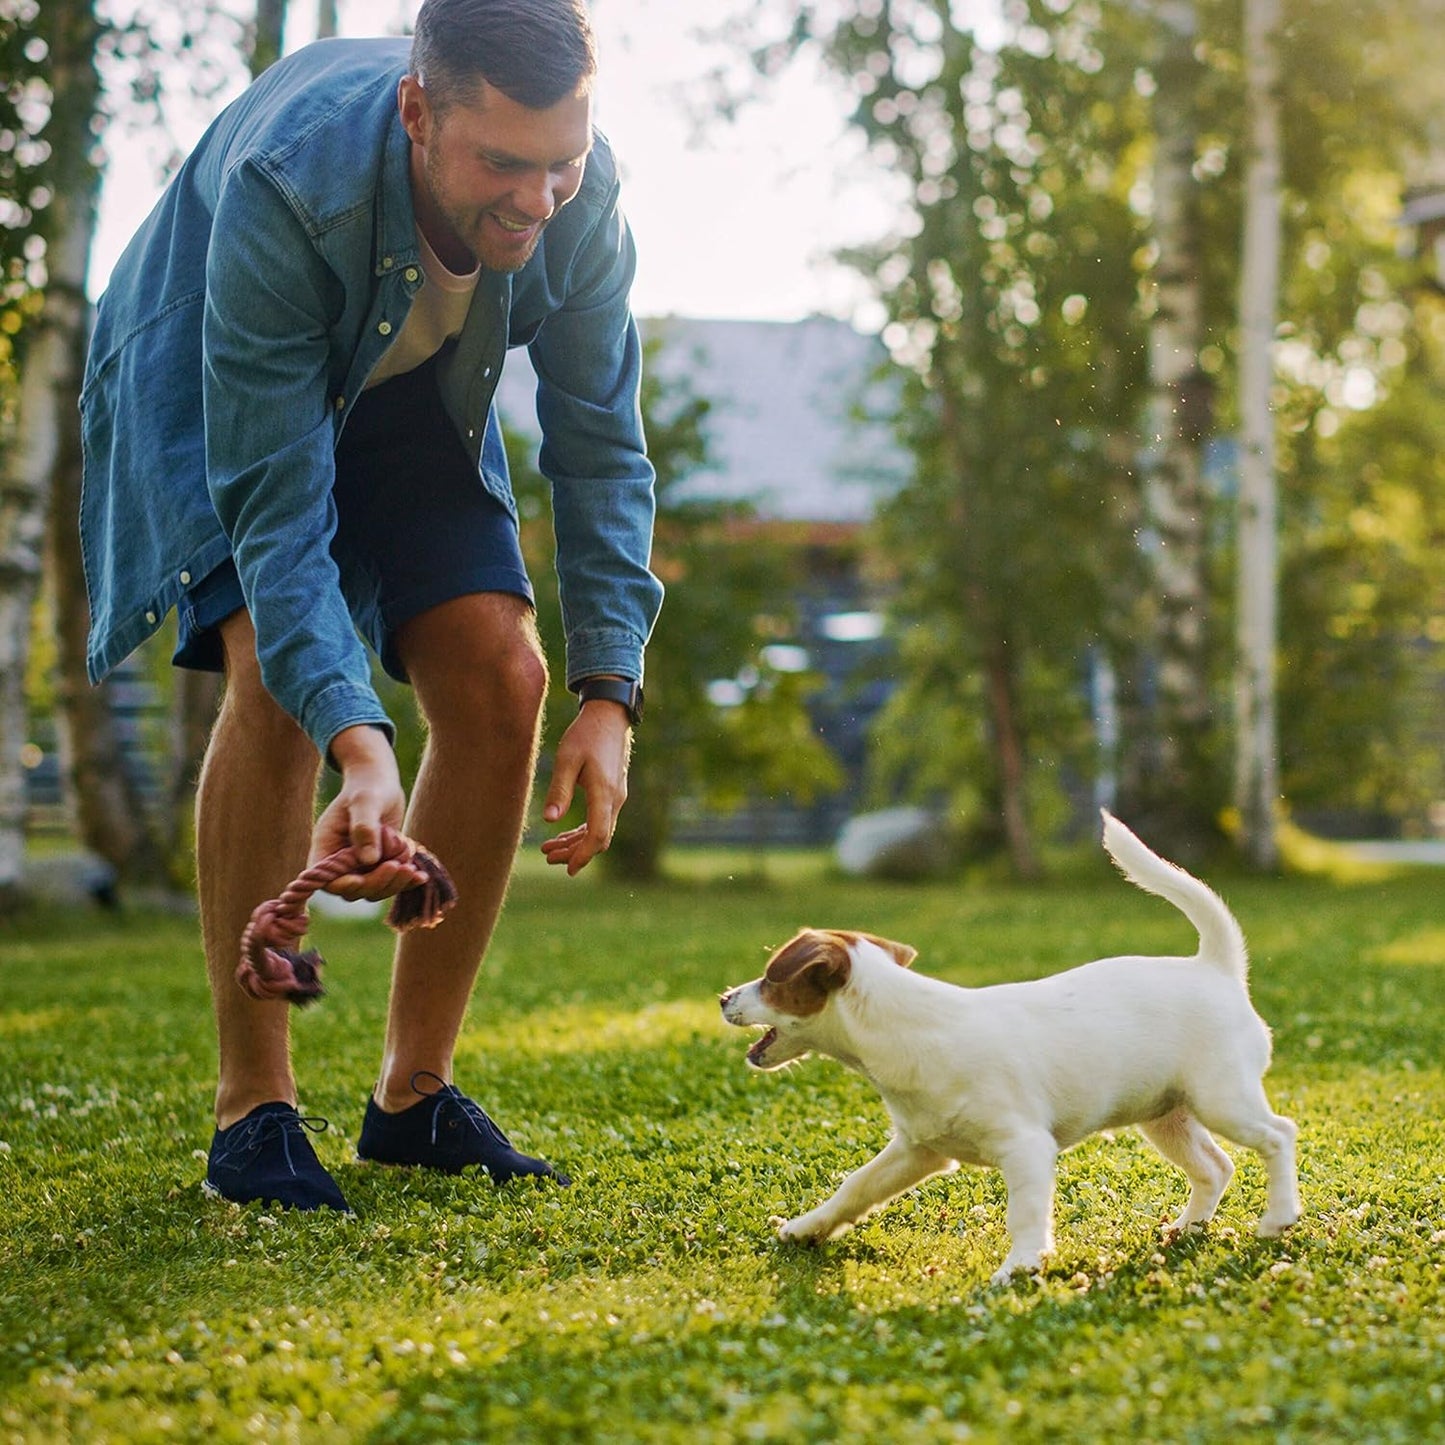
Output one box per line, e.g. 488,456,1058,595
1100,810,1248,980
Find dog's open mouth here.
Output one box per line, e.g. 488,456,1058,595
747,1027,778,1064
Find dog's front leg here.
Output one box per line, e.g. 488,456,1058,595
991,1132,1059,1285
778,1135,953,1243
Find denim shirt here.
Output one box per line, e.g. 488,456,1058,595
80,37,663,757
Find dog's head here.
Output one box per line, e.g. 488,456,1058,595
719,928,918,1070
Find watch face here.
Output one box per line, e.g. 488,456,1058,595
579,679,642,725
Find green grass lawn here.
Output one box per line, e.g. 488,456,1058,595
2,847,1442,1443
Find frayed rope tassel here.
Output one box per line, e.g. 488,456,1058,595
236,825,458,1006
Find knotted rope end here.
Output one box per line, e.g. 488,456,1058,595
236,946,326,1006
386,846,459,933
238,829,456,1008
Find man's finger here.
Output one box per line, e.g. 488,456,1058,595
323,858,424,902
543,761,579,824
585,797,615,854
350,817,381,867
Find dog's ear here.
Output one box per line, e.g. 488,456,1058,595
762,929,852,1011
836,930,918,969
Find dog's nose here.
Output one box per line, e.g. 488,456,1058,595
718,989,734,1009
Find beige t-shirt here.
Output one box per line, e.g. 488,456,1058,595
364,228,481,389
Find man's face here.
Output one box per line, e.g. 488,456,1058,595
399,74,593,273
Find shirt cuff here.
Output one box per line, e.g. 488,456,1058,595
564,626,645,691
299,682,396,768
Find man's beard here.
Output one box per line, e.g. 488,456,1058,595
426,159,544,274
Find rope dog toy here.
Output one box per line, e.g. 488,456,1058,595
237,825,458,1006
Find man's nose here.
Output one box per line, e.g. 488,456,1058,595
513,172,560,223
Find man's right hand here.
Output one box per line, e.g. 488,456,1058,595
311,724,422,901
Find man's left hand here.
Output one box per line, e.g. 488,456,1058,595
540,700,633,875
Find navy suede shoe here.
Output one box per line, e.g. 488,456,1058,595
356,1072,570,1186
204,1102,353,1214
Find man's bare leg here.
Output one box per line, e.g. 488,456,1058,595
371,593,547,1112
197,610,321,1129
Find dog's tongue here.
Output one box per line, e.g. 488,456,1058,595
748,1028,778,1063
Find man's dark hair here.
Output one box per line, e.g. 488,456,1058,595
410,0,597,112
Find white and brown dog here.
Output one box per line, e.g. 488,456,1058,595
720,812,1301,1283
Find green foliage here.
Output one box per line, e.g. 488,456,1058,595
509,334,841,879
0,1,49,397
2,856,1443,1440
779,0,1151,848
1275,292,1445,818
727,0,1445,848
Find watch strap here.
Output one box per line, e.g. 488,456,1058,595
576,676,643,727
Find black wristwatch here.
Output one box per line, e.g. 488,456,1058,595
576,676,644,728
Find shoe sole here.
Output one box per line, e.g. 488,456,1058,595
201,1179,355,1216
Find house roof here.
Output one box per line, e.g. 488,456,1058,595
1402,189,1445,227
493,315,908,524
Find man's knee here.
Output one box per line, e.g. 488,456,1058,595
213,611,317,765
403,595,548,744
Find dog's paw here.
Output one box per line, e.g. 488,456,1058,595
1257,1209,1301,1239
776,1212,834,1244
989,1254,1046,1287
1161,1215,1210,1241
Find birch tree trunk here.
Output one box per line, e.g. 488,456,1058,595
1124,0,1218,853
0,303,56,908
1233,0,1283,869
157,0,294,867
250,0,287,74
44,0,169,885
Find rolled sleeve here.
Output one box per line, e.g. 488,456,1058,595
203,159,391,755
529,188,664,689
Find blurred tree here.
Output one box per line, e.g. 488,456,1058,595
716,0,1445,865
1123,0,1220,852
250,0,286,73
1223,0,1445,837
1233,0,1284,868
0,0,177,900
509,333,842,881
0,0,50,906
38,0,172,887
48,0,275,895
733,0,1149,874
158,0,291,875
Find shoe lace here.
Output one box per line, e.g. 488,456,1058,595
212,1110,331,1177
409,1070,514,1151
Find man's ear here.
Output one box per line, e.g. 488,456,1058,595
397,74,433,145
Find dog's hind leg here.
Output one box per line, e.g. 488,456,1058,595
1138,1107,1235,1233
778,1134,953,1244
1192,1085,1301,1237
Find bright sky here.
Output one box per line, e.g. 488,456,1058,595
89,0,915,327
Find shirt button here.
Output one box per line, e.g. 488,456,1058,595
144,610,157,624
334,395,345,410
377,320,392,336
404,266,420,283
382,256,394,269
179,570,191,585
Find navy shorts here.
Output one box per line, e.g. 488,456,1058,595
174,354,534,684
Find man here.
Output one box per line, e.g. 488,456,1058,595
79,0,662,1212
